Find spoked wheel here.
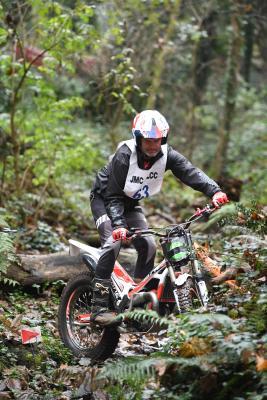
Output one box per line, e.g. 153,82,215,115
176,278,203,313
58,273,120,361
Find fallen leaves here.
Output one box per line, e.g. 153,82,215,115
256,355,267,372
194,242,238,289
178,337,212,358
0,313,22,339
153,359,168,377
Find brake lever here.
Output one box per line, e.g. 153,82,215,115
194,204,216,217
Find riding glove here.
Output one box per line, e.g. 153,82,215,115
212,191,229,208
112,227,129,241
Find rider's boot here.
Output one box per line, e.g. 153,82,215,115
91,277,117,325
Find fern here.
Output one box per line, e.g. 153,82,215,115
99,355,199,384
120,309,175,327
119,310,236,350
0,215,9,229
0,232,19,286
100,311,260,399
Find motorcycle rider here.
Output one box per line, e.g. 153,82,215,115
90,110,228,324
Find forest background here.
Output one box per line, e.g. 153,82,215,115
0,0,266,399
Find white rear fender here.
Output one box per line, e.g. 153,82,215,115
69,239,101,262
175,273,192,287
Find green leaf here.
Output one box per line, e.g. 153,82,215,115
0,27,8,45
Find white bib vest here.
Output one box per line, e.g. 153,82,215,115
122,139,167,200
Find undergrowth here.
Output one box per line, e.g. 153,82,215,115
100,305,266,400
0,229,19,286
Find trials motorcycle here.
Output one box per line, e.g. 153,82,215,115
58,204,216,361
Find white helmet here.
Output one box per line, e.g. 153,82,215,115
132,110,169,145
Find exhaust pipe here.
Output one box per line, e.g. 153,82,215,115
130,291,159,314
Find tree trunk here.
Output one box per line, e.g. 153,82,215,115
185,11,217,159
146,0,181,109
6,252,86,286
5,248,137,286
241,0,254,84
255,0,267,68
210,13,242,180
4,243,245,288
10,37,21,191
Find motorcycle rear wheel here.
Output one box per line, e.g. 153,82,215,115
58,273,120,361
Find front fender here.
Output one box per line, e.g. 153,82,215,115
175,273,192,287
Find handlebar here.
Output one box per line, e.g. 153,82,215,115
127,204,216,239
190,204,216,219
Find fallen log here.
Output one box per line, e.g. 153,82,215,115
5,248,137,286
6,252,86,286
5,241,242,288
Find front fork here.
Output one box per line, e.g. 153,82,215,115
192,259,209,307
167,264,182,313
186,232,209,307
167,250,209,312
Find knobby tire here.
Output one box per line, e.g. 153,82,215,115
58,273,120,361
177,278,197,312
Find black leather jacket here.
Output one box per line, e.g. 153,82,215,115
91,143,221,228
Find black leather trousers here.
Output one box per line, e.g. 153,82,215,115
90,195,156,280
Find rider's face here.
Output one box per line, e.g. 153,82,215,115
140,138,162,157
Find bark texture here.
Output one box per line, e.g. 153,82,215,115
5,248,137,286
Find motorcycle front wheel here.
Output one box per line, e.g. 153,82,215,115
176,278,203,312
58,273,120,361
